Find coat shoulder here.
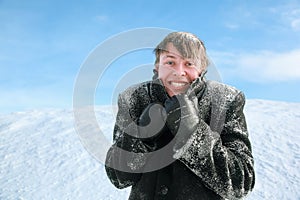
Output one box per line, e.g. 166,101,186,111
119,81,151,102
119,80,168,106
205,80,243,103
117,81,155,122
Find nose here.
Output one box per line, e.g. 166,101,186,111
173,62,187,76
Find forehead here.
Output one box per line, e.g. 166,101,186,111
160,43,194,62
160,44,194,62
161,43,181,56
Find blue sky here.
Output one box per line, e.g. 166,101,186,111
1,0,300,112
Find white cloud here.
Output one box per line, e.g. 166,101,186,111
222,3,300,32
210,49,300,82
224,22,239,30
280,7,300,31
95,15,108,23
291,18,300,30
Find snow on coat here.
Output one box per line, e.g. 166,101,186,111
105,78,255,200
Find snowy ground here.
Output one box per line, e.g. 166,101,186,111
0,99,299,200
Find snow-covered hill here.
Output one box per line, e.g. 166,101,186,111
0,99,299,199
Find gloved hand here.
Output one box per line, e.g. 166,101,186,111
137,103,168,142
186,76,206,100
164,94,199,136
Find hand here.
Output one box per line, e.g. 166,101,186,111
186,77,206,100
164,94,199,136
137,103,168,142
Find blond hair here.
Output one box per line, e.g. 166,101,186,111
154,32,209,70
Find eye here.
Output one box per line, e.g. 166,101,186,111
164,61,174,66
185,62,195,67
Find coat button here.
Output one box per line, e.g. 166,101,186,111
160,185,168,195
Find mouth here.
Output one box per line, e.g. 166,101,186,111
168,80,190,90
169,81,189,87
165,80,190,96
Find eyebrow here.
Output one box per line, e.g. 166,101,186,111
162,54,193,63
164,55,176,59
161,52,181,59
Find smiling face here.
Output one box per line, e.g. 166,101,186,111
156,43,202,97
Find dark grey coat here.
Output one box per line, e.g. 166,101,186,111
105,78,255,200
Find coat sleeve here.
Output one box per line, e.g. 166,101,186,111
173,91,255,199
105,94,150,189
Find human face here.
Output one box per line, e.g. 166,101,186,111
156,43,202,97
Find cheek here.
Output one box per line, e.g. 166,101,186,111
157,66,170,79
187,69,201,81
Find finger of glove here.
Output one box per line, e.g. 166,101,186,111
167,95,195,115
164,94,196,135
186,78,205,101
164,95,180,113
171,95,199,135
186,78,200,96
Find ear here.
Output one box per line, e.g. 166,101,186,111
196,66,204,76
152,68,159,80
199,69,207,80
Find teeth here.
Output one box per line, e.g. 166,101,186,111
171,82,187,87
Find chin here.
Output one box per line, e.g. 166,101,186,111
167,89,187,97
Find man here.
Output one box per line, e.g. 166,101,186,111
105,32,255,200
